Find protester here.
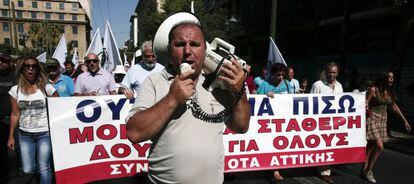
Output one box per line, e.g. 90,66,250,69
71,62,87,82
119,41,164,99
256,63,294,97
299,78,309,93
112,65,126,94
7,56,58,184
45,58,74,97
74,53,116,96
126,18,250,184
245,64,256,94
287,67,300,93
0,53,16,183
256,63,293,181
310,62,343,183
364,71,411,183
62,60,75,78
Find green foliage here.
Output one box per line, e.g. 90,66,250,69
137,0,230,45
28,21,63,57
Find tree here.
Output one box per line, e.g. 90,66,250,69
28,21,63,57
137,0,230,46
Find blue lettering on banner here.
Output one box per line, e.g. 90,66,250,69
293,97,309,115
338,95,356,113
76,100,101,123
107,99,127,120
321,96,336,114
258,98,274,116
293,95,357,115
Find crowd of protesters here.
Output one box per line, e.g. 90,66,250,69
0,41,411,183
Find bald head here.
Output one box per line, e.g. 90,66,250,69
84,53,100,73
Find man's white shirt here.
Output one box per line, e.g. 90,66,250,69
121,63,164,94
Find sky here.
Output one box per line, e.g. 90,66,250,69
90,0,138,48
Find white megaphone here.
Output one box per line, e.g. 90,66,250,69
202,38,247,90
153,12,246,90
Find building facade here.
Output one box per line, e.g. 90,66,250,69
0,0,91,57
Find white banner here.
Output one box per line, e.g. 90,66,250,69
48,93,366,183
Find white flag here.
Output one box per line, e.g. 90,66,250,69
86,28,103,61
123,52,128,66
102,20,122,72
52,34,67,68
72,48,78,65
37,51,47,63
266,36,287,80
191,1,195,13
131,54,135,66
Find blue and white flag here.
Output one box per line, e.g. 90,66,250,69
266,36,287,80
52,34,67,68
102,20,122,72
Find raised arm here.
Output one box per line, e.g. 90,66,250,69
126,71,196,143
217,59,250,133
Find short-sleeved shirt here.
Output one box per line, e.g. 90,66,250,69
0,69,16,118
257,79,294,94
9,84,56,132
49,74,74,97
74,69,116,95
129,67,226,184
121,63,164,94
310,80,343,94
288,78,300,93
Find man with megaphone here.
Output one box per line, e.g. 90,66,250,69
126,12,250,184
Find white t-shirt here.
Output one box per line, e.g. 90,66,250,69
121,63,164,94
310,80,343,94
289,78,300,93
9,84,56,132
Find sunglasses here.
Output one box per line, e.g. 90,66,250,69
23,63,39,70
85,59,99,64
46,65,59,71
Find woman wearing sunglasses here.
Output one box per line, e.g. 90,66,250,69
7,56,58,184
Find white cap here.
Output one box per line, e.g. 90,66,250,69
113,65,126,74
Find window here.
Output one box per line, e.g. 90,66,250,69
45,12,50,19
16,11,22,18
72,26,78,34
32,2,37,8
4,38,10,45
31,12,36,18
72,40,78,47
3,23,9,32
59,3,64,10
1,10,8,17
72,3,78,11
72,14,77,21
58,13,64,20
17,23,23,32
46,2,51,9
3,0,10,6
17,0,23,7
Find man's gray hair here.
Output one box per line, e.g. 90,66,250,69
140,41,153,53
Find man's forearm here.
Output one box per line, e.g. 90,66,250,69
126,94,179,143
225,94,250,133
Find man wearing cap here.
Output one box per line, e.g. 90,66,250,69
63,60,75,78
74,53,117,96
113,65,126,94
0,53,15,182
126,14,250,184
119,41,164,99
45,58,74,97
